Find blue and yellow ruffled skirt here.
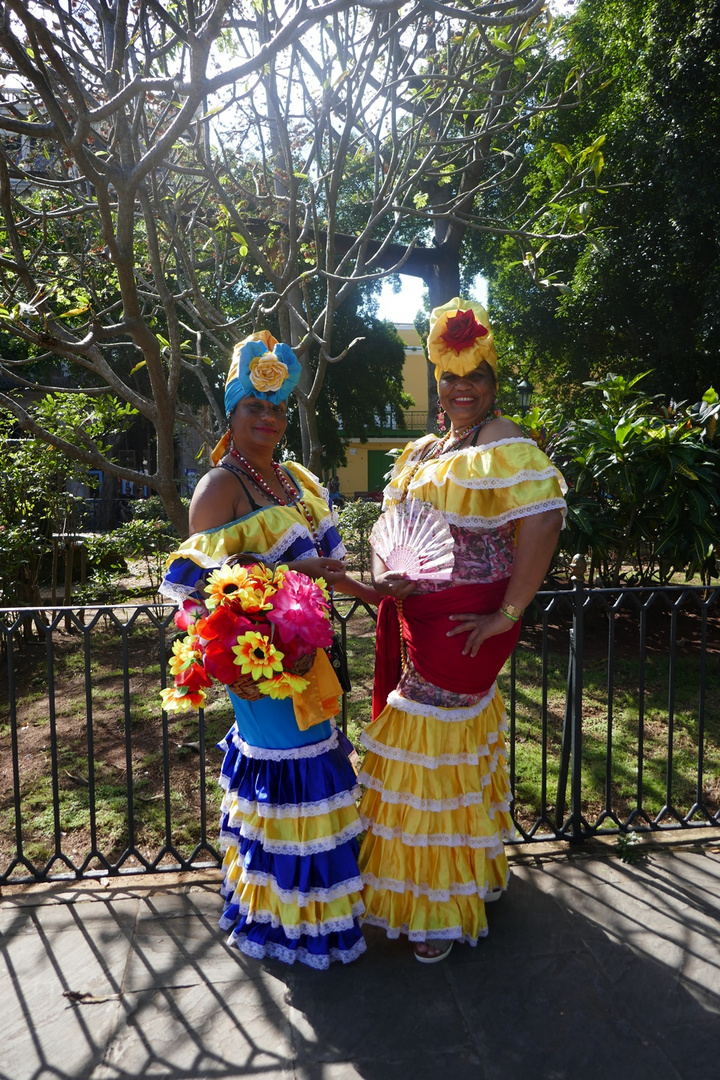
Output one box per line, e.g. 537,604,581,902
217,697,366,968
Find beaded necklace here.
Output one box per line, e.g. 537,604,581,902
429,409,498,458
228,447,323,553
397,408,499,504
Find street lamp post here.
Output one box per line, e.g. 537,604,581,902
516,375,535,417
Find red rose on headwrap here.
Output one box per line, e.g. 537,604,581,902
439,309,489,354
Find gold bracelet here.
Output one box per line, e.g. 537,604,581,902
500,601,525,622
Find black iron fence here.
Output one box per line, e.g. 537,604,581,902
1,584,718,884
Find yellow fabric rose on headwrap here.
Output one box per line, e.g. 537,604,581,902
211,328,302,464
427,297,497,384
248,350,289,394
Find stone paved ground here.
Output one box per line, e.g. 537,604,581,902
2,840,719,1080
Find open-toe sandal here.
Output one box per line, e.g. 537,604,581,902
414,940,454,964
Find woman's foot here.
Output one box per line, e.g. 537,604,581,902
414,940,454,964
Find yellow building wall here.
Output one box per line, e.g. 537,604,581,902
336,323,428,497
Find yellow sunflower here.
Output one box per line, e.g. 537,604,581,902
160,684,206,713
257,670,310,699
232,631,285,681
314,576,331,602
205,563,253,609
168,636,202,677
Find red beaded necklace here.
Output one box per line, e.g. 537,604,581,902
229,448,322,553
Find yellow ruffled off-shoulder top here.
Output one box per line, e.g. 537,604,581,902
383,434,567,528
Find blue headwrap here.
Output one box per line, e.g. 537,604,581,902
224,333,302,415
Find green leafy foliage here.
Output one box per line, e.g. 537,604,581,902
337,500,383,580
539,374,720,584
0,408,95,605
487,0,720,404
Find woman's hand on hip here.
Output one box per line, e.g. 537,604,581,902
446,610,513,657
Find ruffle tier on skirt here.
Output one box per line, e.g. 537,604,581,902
218,725,366,969
357,685,515,945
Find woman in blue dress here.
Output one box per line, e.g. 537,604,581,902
161,330,376,968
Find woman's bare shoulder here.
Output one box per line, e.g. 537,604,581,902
479,416,525,443
189,466,247,533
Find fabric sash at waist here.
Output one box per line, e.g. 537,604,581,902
372,579,521,719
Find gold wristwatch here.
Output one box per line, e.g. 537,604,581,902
499,601,525,622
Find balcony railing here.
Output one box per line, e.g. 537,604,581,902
1,584,718,883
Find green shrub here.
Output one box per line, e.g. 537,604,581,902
338,499,382,579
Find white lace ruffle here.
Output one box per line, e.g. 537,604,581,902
441,498,568,531
385,684,499,722
257,520,346,566
359,732,507,771
230,932,367,968
425,460,562,491
225,727,339,762
359,815,506,850
237,817,363,854
223,786,360,820
361,870,509,903
357,771,499,811
158,580,199,605
228,870,365,907
224,898,365,939
360,913,486,945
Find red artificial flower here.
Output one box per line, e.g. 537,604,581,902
203,637,245,684
175,662,213,691
439,308,489,353
196,604,255,650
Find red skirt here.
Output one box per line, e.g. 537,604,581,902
371,579,521,719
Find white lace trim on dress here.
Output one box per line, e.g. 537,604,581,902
158,580,198,605
358,733,507,771
359,816,507,849
237,818,363,854
227,870,365,907
361,871,509,902
257,520,346,566
222,787,361,820
224,728,339,762
440,497,568,530
360,913,485,945
224,899,365,938
357,771,506,810
230,933,367,968
427,462,561,491
385,685,500,722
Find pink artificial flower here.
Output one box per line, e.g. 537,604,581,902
266,570,333,649
174,597,208,630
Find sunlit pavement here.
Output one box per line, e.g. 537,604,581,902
2,839,720,1080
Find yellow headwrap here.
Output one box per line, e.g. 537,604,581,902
427,297,497,384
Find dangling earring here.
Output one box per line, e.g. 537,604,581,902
226,415,235,453
436,406,447,432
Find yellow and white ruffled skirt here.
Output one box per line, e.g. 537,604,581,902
357,683,515,945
